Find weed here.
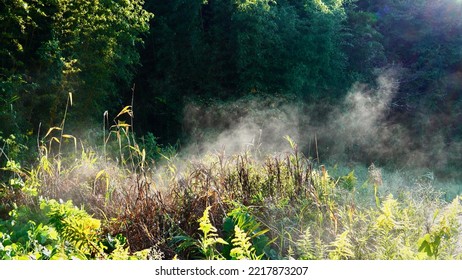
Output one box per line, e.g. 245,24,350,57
2,103,462,260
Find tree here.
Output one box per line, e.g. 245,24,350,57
0,0,153,133
344,1,387,82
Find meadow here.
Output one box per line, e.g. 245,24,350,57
1,105,461,260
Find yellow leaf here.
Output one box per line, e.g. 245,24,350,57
95,170,107,180
45,127,62,138
115,106,133,119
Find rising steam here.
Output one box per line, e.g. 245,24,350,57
182,66,460,178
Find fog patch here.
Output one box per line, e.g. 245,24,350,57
183,96,302,158
180,66,461,181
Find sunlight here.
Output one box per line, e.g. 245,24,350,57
2,0,462,263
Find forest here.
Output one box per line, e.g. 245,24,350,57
1,0,462,260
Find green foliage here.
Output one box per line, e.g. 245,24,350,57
230,225,260,260
172,206,228,260
359,0,462,156
1,0,462,261
0,0,153,134
339,171,357,191
0,198,146,260
173,206,272,260
418,197,462,259
48,0,153,119
136,0,354,142
0,134,28,161
1,159,39,197
329,230,354,260
2,0,462,180
296,227,317,260
222,205,273,259
2,126,462,260
40,199,102,257
197,206,229,259
344,4,386,82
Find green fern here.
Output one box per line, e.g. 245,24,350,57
329,230,354,260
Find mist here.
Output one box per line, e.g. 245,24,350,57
181,67,461,182
183,96,302,158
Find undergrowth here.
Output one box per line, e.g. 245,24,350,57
1,103,462,260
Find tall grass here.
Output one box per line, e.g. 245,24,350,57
1,103,462,259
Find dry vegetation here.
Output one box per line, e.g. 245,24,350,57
1,106,462,260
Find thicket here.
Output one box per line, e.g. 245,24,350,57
1,106,461,259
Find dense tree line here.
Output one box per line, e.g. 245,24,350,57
135,0,357,142
1,0,152,135
1,0,462,159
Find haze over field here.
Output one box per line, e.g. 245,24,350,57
182,67,461,180
1,0,462,260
